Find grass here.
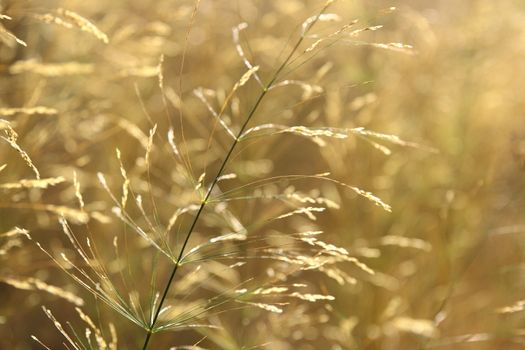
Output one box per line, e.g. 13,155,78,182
2,0,525,349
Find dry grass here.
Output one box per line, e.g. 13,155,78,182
1,0,525,349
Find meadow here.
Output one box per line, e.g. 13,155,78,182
1,0,525,349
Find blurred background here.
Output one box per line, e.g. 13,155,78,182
1,0,525,349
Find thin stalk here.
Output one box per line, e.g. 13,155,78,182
141,4,332,349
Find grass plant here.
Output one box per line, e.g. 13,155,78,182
2,0,525,349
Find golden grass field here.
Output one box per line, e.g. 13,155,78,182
2,0,525,349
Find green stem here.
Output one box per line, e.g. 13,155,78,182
141,4,331,349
